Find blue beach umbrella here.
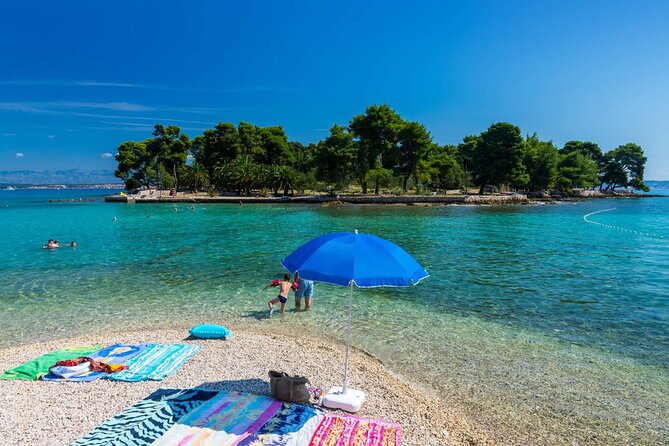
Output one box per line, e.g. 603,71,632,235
281,230,428,400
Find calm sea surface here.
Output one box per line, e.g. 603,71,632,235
1,187,668,444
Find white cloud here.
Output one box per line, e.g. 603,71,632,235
0,101,153,113
15,152,23,158
101,152,113,158
62,101,153,111
47,135,55,139
0,79,302,94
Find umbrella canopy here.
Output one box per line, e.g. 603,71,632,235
280,231,429,287
280,230,428,397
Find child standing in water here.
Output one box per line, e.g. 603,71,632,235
263,273,296,317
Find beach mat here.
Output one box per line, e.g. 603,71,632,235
310,413,402,446
71,388,400,446
0,345,101,381
104,343,200,382
42,343,149,382
153,391,322,446
69,388,219,446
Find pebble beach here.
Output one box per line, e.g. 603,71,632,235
0,326,492,446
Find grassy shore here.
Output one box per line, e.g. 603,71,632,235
0,326,492,446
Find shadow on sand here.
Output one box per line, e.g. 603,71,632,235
196,378,271,395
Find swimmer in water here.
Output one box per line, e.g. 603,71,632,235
67,241,77,248
43,239,58,249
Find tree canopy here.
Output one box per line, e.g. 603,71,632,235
114,105,651,196
470,122,524,193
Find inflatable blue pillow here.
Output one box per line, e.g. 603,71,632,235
189,324,232,339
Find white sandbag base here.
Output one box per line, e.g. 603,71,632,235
322,386,365,413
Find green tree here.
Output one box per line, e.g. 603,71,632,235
258,126,293,166
314,124,357,190
602,143,648,191
471,122,524,194
560,141,604,164
367,165,392,195
183,161,210,194
396,121,433,191
416,146,463,191
238,122,264,160
267,165,298,195
191,123,239,180
560,141,605,187
457,136,480,190
216,155,262,196
290,141,313,172
524,134,559,191
556,151,599,191
114,140,153,189
148,124,190,189
349,104,403,193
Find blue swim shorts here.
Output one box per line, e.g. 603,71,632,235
278,295,288,304
295,280,314,298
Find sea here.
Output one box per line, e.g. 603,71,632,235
1,184,667,444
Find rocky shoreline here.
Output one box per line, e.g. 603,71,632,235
0,327,493,446
104,190,661,206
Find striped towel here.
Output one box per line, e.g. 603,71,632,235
309,413,402,446
105,344,200,382
69,388,219,446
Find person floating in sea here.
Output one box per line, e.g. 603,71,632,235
294,271,314,311
113,216,117,222
263,274,297,317
66,241,77,248
43,239,59,249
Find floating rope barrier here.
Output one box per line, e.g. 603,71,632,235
583,208,665,239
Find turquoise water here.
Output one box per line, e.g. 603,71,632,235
1,188,668,444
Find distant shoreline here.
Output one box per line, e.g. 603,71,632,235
1,184,123,190
104,191,664,206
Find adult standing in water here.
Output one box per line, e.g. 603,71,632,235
294,271,314,311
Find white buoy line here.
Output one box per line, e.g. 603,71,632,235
583,208,665,239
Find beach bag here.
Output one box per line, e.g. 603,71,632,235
268,370,310,403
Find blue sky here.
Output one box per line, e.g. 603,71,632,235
1,0,668,179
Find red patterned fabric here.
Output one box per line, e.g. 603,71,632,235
51,357,127,374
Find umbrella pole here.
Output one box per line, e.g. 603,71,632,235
343,281,353,394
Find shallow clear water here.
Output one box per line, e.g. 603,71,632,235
0,188,668,444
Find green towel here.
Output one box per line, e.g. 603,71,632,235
0,345,101,380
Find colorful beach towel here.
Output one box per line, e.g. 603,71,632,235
71,388,400,446
152,391,286,445
42,343,149,382
310,413,402,446
69,388,218,446
239,400,324,446
104,344,200,382
0,345,101,381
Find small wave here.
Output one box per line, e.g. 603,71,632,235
559,299,599,305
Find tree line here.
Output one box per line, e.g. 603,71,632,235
114,104,649,195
